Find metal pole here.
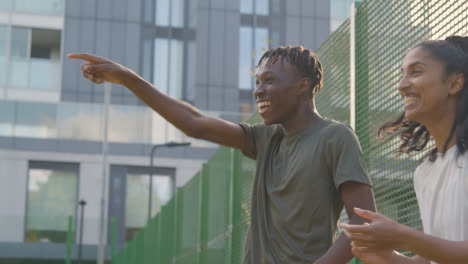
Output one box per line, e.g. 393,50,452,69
148,145,157,222
350,1,356,130
97,82,111,264
251,0,257,113
148,142,191,222
77,200,87,264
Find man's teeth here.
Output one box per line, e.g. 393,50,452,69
403,96,416,105
258,101,271,109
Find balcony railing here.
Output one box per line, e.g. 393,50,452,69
0,100,253,147
7,58,61,91
0,0,64,16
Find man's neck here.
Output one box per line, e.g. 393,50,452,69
282,103,321,135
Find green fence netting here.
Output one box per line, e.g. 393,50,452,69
113,0,467,263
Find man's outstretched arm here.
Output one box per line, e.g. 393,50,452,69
68,53,246,150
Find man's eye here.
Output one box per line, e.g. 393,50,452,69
266,78,273,84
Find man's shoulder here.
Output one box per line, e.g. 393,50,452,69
242,123,282,133
317,118,356,138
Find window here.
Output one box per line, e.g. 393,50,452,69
4,27,61,90
238,26,270,90
241,0,269,15
330,0,355,32
0,25,7,85
125,172,173,241
13,0,64,15
239,26,253,90
0,0,11,12
25,162,79,243
153,39,184,99
185,41,197,102
15,101,57,138
155,0,184,27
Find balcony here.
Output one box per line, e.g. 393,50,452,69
7,58,61,90
0,100,251,147
0,0,64,16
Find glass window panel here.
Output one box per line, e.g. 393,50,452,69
155,0,170,26
256,0,269,15
8,58,28,88
0,25,8,85
330,0,354,30
0,0,11,11
125,173,173,241
25,166,78,243
188,0,198,28
238,26,253,90
57,102,103,141
15,101,57,138
0,100,15,136
0,25,7,57
186,42,197,102
240,0,253,14
171,0,184,27
154,38,169,94
108,104,152,143
169,40,184,99
9,27,29,88
254,27,269,64
142,39,152,81
143,0,153,23
14,0,64,15
29,58,52,90
10,27,29,59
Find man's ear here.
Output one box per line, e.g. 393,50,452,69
297,78,312,96
448,72,464,96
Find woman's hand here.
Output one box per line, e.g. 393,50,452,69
341,208,409,252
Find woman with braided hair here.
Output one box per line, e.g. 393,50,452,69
68,45,376,263
342,36,468,264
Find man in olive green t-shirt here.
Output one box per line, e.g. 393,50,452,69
240,118,371,263
69,45,376,263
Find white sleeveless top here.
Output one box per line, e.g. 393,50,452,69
413,146,468,264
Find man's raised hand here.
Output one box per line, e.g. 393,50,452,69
67,53,136,85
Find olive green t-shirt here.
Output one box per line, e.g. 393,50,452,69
240,118,371,264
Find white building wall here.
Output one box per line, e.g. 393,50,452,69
0,159,28,242
0,149,205,244
78,162,102,245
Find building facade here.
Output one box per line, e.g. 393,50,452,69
0,0,352,263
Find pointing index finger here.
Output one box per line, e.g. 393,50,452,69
67,53,108,64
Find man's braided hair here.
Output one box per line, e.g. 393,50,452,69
257,45,323,98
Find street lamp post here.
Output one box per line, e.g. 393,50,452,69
148,142,191,222
77,199,87,264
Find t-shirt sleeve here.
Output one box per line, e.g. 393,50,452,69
239,123,258,160
239,123,276,160
328,124,372,190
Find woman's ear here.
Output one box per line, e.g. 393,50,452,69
448,72,465,96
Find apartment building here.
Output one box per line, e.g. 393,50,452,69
0,0,353,263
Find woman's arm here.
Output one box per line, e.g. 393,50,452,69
342,208,468,264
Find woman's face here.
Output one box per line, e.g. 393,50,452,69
398,47,457,125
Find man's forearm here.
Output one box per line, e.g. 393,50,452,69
122,72,205,137
314,233,353,264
